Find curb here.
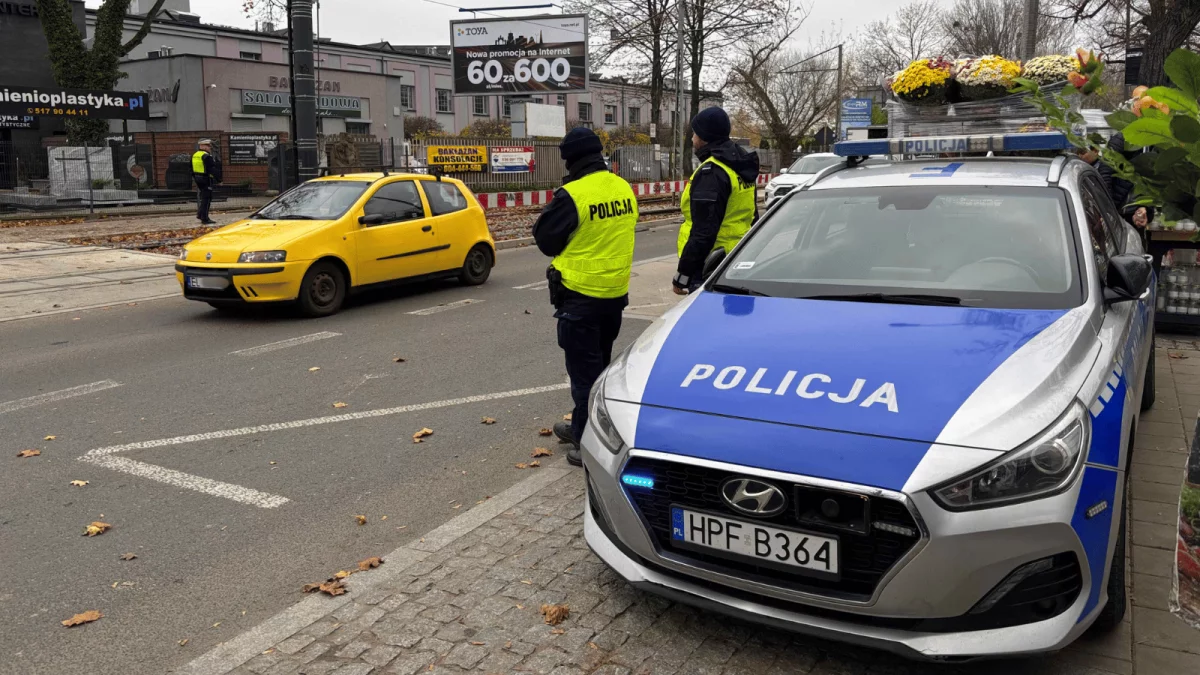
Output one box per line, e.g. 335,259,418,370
494,217,681,252
177,465,574,675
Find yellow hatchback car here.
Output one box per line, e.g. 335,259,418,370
176,173,495,316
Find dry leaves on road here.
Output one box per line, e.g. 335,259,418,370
332,402,348,408
529,460,541,468
70,480,89,487
308,367,321,372
1169,352,1188,360
44,435,57,441
515,462,529,469
302,579,347,596
481,417,496,425
412,427,434,443
334,570,352,579
179,639,189,647
61,610,102,627
393,357,406,363
532,447,553,458
563,414,572,421
550,628,566,635
84,521,112,537
17,449,40,458
354,514,367,526
119,553,137,561
358,556,383,571
538,428,553,436
470,641,485,646
540,603,570,625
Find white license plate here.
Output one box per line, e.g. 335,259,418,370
671,507,839,575
186,275,228,290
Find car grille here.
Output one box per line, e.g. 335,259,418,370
622,457,922,601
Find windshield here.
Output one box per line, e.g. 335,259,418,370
716,186,1082,309
788,155,842,175
253,181,370,220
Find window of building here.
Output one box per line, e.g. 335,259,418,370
578,102,592,122
436,89,453,114
346,122,371,135
240,51,263,61
363,181,425,223
421,181,468,216
147,50,161,59
628,107,641,125
400,85,415,111
503,98,512,118
604,105,617,124
231,117,263,132
473,96,488,116
557,94,567,106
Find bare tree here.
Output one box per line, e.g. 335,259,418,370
729,6,841,166
943,0,1073,57
855,0,946,79
1047,0,1200,86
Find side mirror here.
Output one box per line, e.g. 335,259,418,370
359,213,385,226
779,167,788,174
1103,253,1153,305
701,247,727,281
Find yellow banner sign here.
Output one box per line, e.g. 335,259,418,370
426,145,487,172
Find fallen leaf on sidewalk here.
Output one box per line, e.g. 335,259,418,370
1169,352,1188,359
504,641,513,649
119,553,137,561
532,448,553,458
515,463,529,469
588,642,598,649
84,521,111,537
61,610,102,627
334,570,353,579
470,641,485,646
380,515,387,521
550,628,565,635
358,556,383,571
318,580,346,596
563,414,572,421
308,367,321,372
481,417,496,425
529,460,541,468
393,357,407,363
354,514,367,526
524,309,532,315
451,503,462,509
70,480,89,487
212,622,220,628
178,639,189,647
538,428,553,436
413,427,434,443
540,603,569,625
17,449,40,458
333,402,348,408
44,435,57,441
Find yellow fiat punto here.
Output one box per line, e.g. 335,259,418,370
176,173,495,316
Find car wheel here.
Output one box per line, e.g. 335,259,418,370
1091,496,1127,632
1141,341,1156,412
297,261,346,317
459,244,492,286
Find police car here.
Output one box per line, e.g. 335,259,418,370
582,132,1155,659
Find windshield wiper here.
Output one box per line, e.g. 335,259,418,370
800,293,968,306
711,283,771,297
265,214,316,220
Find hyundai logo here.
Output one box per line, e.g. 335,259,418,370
721,477,787,517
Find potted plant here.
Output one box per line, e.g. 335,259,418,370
955,55,1023,101
889,57,954,106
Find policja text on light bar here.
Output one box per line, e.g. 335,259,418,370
833,132,1072,157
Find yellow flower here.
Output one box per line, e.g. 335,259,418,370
956,55,1022,87
890,58,952,96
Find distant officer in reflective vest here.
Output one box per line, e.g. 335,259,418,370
192,139,222,225
673,106,760,294
533,127,637,467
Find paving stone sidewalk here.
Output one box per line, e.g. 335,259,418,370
194,343,1200,675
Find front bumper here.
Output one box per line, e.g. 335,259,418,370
581,427,1106,659
176,262,306,303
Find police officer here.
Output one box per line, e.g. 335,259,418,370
192,139,222,225
673,107,760,294
533,127,637,466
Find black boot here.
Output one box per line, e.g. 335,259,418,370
567,445,582,467
553,422,575,444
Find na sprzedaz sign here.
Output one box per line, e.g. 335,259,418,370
490,145,535,173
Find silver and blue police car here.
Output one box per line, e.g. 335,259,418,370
581,132,1156,659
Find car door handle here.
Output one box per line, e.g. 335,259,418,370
422,225,432,232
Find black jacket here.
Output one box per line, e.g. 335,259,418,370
676,140,760,286
194,151,223,183
532,154,628,316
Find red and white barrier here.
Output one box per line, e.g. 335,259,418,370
474,175,778,211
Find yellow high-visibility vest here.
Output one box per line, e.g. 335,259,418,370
554,171,638,299
678,157,756,257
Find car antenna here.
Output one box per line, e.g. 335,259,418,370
382,168,389,176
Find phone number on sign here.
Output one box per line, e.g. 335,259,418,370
467,57,572,85
23,107,91,117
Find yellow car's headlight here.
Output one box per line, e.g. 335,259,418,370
179,249,188,261
238,251,287,263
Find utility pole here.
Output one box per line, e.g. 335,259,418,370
289,0,319,181
1021,0,1039,61
834,44,843,140
675,0,686,179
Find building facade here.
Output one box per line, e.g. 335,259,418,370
91,4,721,141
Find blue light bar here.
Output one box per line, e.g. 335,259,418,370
621,474,655,489
833,132,1071,157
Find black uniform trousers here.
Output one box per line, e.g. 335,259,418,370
557,307,623,442
194,175,213,222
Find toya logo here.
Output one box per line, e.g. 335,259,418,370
458,26,488,36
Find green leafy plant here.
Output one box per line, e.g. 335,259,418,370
1015,48,1200,225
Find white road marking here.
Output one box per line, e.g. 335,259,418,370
0,380,122,415
406,298,482,315
84,383,571,457
230,331,341,356
80,455,290,508
513,280,549,290
633,253,677,266
512,255,673,291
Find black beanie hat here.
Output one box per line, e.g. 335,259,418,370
559,127,604,163
691,106,731,143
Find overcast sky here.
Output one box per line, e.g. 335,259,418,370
146,0,956,50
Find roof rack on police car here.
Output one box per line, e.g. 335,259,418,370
833,131,1072,160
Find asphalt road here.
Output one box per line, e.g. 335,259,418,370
0,226,679,675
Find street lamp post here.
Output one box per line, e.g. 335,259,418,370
1021,0,1039,61
288,0,319,182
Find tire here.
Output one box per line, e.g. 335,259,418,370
296,261,346,317
1092,497,1128,632
1141,341,1156,412
459,244,492,286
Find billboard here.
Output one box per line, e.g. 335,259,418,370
426,145,488,173
228,133,280,165
839,98,873,140
450,14,588,95
491,146,535,173
0,85,149,120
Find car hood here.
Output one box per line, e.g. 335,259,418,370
605,292,1099,490
186,219,331,263
769,173,814,188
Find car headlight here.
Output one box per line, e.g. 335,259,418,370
179,249,188,261
238,250,287,263
931,402,1090,511
587,353,631,454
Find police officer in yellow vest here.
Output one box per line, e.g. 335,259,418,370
533,127,637,466
192,139,222,225
673,106,759,294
